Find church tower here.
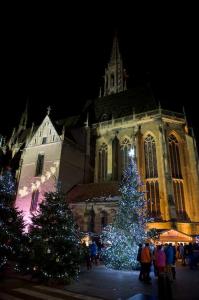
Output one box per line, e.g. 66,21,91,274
102,33,127,97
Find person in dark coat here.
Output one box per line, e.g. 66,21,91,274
137,243,144,281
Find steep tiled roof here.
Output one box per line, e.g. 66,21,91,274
94,86,156,122
81,85,157,124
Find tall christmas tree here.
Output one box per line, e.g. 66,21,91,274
0,169,24,272
101,148,148,270
26,191,82,282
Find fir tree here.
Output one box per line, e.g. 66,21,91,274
0,169,16,202
27,191,82,282
0,169,24,272
101,149,148,270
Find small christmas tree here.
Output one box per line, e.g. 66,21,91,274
27,191,82,282
0,169,24,273
101,148,148,270
0,169,16,202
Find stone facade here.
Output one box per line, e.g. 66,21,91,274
68,108,199,237
15,114,86,225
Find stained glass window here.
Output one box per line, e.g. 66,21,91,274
144,134,160,219
121,138,131,171
168,134,186,219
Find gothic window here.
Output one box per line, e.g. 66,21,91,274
168,135,182,178
30,189,39,212
173,180,186,219
144,134,158,178
98,143,108,182
168,134,186,219
100,211,108,230
112,136,120,180
35,154,44,176
146,181,161,219
121,138,131,171
144,135,160,219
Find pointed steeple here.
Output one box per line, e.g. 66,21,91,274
110,32,121,63
18,100,28,133
101,32,127,97
47,106,51,116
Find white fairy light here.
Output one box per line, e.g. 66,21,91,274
128,147,135,158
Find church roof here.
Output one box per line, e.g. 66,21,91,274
56,115,80,128
85,85,157,123
67,181,120,203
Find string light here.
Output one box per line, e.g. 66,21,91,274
101,152,149,270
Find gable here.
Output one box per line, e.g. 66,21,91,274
27,116,61,147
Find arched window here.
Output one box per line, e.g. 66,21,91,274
168,135,186,219
144,134,158,178
100,211,108,230
121,138,131,171
168,135,182,178
146,181,160,218
30,189,39,212
112,136,120,180
98,143,108,182
144,134,160,219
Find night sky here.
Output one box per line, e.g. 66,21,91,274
1,7,198,143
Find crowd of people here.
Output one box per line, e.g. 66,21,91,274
137,241,199,284
81,238,199,283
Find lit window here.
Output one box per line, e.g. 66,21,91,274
121,138,131,171
144,134,158,178
144,134,160,219
168,134,186,219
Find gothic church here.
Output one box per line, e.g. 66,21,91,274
5,34,199,238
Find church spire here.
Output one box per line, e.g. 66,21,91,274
101,32,127,97
18,99,28,132
110,32,121,63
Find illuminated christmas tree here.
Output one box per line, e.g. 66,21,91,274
101,148,148,270
0,169,16,202
0,169,24,272
27,191,82,282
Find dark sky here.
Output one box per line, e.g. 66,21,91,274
1,6,198,142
